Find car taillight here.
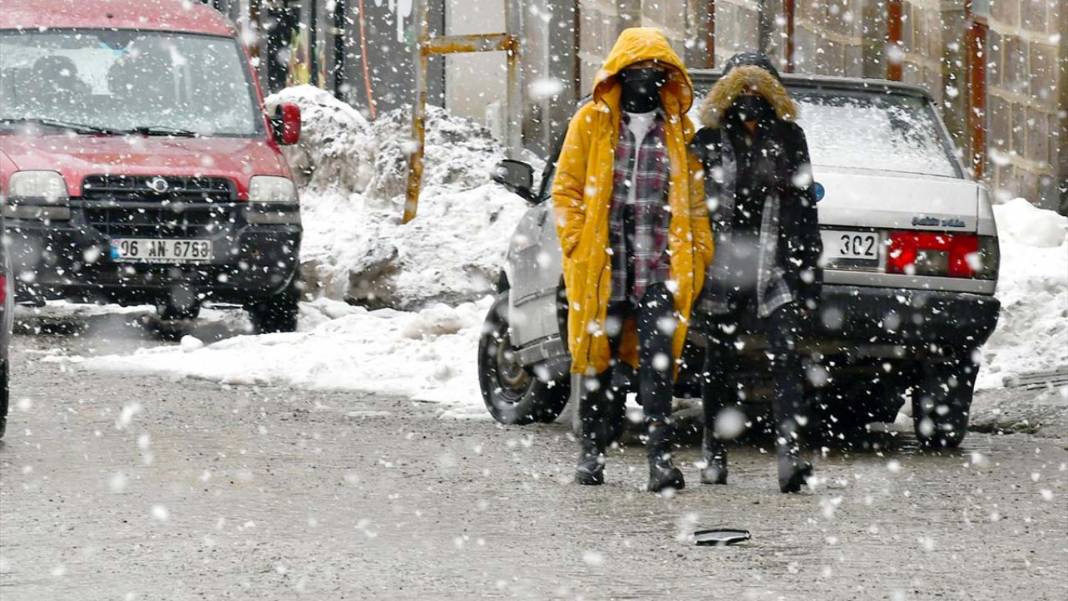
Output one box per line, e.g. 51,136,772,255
887,231,985,278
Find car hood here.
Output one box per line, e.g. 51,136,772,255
0,134,290,199
814,167,983,233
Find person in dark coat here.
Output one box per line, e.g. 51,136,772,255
692,52,823,493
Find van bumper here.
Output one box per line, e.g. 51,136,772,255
5,213,301,305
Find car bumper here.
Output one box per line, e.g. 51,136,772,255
810,284,1001,351
5,213,301,305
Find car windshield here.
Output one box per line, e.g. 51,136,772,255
0,29,261,137
688,87,960,178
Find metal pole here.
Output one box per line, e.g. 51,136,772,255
333,0,346,99
964,0,987,179
784,0,795,72
706,0,716,69
403,0,429,224
504,0,522,158
309,0,319,87
887,0,903,81
756,0,772,55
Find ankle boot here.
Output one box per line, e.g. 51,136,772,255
700,428,728,485
646,420,685,492
575,438,604,485
776,433,813,493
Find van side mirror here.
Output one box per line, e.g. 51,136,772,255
492,159,535,202
272,103,301,146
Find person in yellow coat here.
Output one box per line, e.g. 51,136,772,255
552,28,714,492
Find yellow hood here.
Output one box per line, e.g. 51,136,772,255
591,27,694,115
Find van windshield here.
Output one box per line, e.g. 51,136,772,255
0,29,261,137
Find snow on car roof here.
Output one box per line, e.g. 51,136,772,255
0,0,235,37
688,69,934,100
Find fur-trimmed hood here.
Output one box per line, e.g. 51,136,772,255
699,64,798,128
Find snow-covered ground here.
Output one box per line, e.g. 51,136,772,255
50,87,1068,414
78,297,493,418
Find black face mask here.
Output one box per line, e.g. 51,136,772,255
619,68,667,113
729,95,776,123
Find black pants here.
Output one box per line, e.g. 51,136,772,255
702,299,807,444
580,283,676,446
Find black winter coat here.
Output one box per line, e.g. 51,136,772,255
693,118,823,309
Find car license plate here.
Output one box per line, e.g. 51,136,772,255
820,230,881,265
110,239,212,263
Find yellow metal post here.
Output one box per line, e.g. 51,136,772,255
403,0,521,224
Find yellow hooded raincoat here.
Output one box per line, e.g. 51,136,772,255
552,28,714,376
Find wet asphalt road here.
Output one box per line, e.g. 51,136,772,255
1,309,1066,600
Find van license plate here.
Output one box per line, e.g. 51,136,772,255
820,230,880,265
110,239,212,263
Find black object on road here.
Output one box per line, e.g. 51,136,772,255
694,528,751,546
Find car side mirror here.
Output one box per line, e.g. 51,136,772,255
272,102,301,146
492,159,535,202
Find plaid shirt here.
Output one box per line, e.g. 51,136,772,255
698,128,794,318
608,112,672,304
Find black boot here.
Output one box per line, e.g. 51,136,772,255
776,434,813,493
575,372,613,486
575,438,604,485
700,428,728,485
646,420,685,493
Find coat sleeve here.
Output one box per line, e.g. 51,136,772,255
551,107,593,259
785,124,823,300
688,148,715,266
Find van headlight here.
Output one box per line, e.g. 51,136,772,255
246,176,299,225
4,170,71,220
248,176,297,204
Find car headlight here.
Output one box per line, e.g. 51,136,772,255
8,170,69,203
248,176,297,204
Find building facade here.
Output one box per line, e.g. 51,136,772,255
206,0,1065,212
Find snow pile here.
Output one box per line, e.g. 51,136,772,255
83,297,493,417
264,87,529,309
978,199,1068,389
265,85,376,193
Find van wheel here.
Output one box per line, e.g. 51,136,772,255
156,298,201,321
247,278,300,334
478,294,570,425
912,355,977,449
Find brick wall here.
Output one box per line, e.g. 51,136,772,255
986,0,1065,209
518,0,1065,210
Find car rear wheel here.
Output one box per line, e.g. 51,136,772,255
912,354,977,449
478,294,569,425
247,278,300,334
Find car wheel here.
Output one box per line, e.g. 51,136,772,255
478,294,570,425
912,355,977,449
156,298,201,321
247,278,300,334
0,361,8,439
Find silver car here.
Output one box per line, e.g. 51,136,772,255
478,72,1000,448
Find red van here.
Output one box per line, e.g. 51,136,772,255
0,0,304,332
